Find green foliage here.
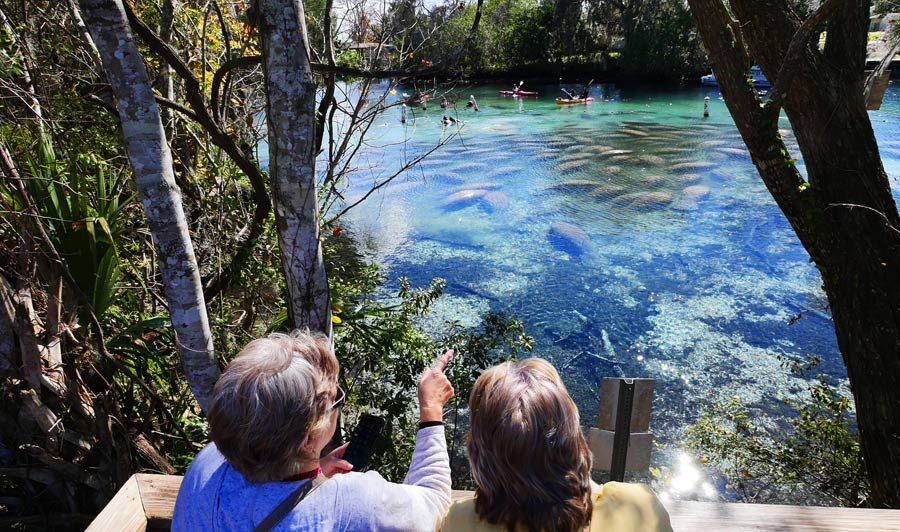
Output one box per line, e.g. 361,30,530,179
619,0,707,80
321,226,533,482
687,355,869,506
1,130,135,318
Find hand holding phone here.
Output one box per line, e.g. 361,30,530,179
342,414,386,472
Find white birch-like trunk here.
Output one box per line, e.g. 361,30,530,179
78,0,220,411
258,0,333,336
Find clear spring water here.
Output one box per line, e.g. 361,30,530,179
328,80,900,500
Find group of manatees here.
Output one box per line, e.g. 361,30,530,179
431,118,797,256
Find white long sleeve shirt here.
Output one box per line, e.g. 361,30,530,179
172,425,451,531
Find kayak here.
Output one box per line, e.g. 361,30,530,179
499,90,539,96
555,97,594,104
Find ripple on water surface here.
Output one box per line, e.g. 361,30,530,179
340,82,894,501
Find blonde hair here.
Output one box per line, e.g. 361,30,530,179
208,330,338,483
467,358,593,531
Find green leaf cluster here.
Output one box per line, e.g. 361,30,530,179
686,355,869,506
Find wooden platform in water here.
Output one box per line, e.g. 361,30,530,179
86,474,900,531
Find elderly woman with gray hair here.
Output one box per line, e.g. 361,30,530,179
172,330,455,531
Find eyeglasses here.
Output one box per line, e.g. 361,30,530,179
330,384,346,411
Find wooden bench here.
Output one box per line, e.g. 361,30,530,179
86,474,900,531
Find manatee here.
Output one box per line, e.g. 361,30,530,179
440,189,488,209
700,140,727,148
639,175,666,186
601,165,623,175
719,147,750,157
549,221,592,255
600,149,634,157
449,182,502,193
620,128,650,137
677,173,703,183
682,185,711,199
669,161,716,172
587,145,615,153
636,155,666,166
550,179,597,191
612,191,674,208
590,184,627,198
482,191,511,211
557,159,590,172
669,197,699,211
455,162,489,172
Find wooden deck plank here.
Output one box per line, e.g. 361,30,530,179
84,474,146,532
136,474,182,530
666,500,900,531
87,474,900,531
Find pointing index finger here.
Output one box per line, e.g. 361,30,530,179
433,349,454,372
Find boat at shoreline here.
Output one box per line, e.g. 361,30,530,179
700,65,770,88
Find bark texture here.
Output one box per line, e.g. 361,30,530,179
688,0,900,507
258,0,333,336
78,0,220,411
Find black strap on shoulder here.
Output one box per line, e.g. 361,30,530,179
251,474,327,532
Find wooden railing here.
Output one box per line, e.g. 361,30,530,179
86,474,900,532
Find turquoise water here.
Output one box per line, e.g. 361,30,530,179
331,81,900,499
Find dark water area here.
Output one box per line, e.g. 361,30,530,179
322,79,900,501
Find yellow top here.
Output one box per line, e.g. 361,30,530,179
442,482,673,532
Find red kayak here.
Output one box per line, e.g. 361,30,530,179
498,90,539,96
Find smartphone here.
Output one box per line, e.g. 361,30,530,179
342,414,386,472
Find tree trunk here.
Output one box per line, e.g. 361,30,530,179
688,0,900,508
77,0,220,412
257,0,333,336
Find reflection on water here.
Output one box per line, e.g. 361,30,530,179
340,81,900,500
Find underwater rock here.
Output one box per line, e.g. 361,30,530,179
549,221,592,255
440,189,488,209
682,185,710,199
482,191,511,211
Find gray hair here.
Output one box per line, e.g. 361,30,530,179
208,330,339,483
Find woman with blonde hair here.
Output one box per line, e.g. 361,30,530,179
443,358,672,532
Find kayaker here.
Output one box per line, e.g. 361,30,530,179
580,86,589,99
512,85,519,95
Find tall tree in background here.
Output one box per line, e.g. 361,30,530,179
687,0,900,507
257,0,333,335
78,0,220,410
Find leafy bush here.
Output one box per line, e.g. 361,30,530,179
687,355,869,506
